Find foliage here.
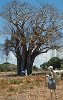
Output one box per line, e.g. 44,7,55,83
61,58,63,64
3,62,11,64
32,65,38,71
0,64,9,72
60,58,63,69
60,64,63,70
0,63,16,72
48,57,61,69
40,62,48,69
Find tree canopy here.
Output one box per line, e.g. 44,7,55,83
48,57,61,69
0,0,63,75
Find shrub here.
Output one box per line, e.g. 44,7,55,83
32,65,38,71
0,64,9,72
0,63,16,72
48,57,61,69
40,62,48,70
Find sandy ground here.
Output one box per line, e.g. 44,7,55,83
0,72,63,100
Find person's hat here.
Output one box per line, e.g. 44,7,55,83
48,66,53,70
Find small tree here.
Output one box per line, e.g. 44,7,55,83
40,62,48,70
61,58,63,64
32,65,38,71
48,57,61,69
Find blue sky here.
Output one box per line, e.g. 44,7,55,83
0,0,63,12
0,0,63,65
0,0,63,43
0,0,63,42
0,0,62,10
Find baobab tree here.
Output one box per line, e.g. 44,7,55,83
0,0,63,75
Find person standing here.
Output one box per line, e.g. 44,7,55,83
47,66,56,99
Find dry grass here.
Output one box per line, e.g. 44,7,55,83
0,72,63,100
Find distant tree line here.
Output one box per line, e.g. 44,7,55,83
40,57,63,70
0,62,16,72
0,57,63,72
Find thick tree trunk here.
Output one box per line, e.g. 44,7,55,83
17,57,22,76
16,45,34,76
16,45,27,75
17,55,34,76
26,55,34,75
17,54,27,76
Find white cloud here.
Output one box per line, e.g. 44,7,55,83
33,49,63,68
0,51,17,65
7,51,17,65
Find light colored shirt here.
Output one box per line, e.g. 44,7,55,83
46,70,54,80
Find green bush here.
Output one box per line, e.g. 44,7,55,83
0,63,16,72
40,62,48,70
32,65,38,71
0,64,9,72
48,57,61,69
61,58,63,64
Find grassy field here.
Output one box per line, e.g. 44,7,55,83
0,71,63,100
